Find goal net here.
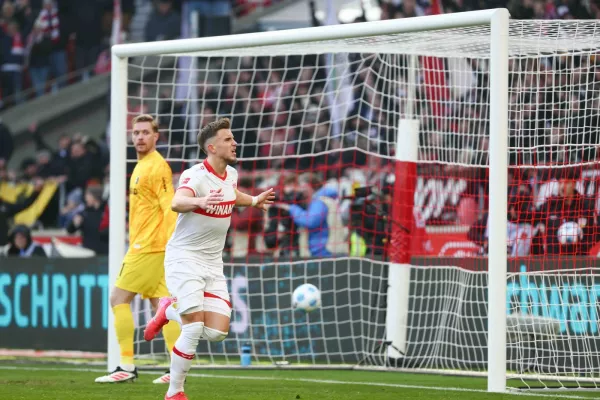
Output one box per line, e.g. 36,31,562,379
110,10,600,390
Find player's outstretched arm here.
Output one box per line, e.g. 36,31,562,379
172,188,224,213
235,188,275,211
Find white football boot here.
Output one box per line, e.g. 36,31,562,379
94,366,138,383
152,371,171,384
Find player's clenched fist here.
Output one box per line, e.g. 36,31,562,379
197,188,224,210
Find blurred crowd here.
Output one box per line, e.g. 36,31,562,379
3,0,600,259
0,0,280,108
0,120,110,255
0,0,129,108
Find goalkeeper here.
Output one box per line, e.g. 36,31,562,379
95,114,180,384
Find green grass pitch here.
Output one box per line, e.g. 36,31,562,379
1,364,599,400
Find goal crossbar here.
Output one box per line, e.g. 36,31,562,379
111,9,502,58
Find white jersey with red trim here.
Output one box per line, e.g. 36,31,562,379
165,160,238,269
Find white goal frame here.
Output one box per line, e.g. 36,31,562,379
109,8,509,392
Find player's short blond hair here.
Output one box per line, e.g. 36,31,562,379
197,117,231,154
131,114,159,133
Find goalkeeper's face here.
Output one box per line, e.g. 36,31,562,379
132,122,159,155
212,128,238,165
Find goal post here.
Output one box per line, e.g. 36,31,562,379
101,9,600,392
108,52,129,374
109,6,509,387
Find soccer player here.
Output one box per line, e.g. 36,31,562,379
143,117,274,400
95,114,181,384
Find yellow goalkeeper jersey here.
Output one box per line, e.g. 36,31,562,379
127,150,177,254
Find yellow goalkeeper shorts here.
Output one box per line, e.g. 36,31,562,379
115,251,170,299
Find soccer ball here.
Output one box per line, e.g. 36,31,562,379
292,283,321,312
557,221,582,245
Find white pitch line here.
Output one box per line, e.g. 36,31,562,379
0,365,594,400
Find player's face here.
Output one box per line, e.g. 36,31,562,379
132,122,158,155
213,129,237,165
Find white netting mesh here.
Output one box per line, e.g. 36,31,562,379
126,21,600,172
506,268,600,388
118,18,600,389
134,259,388,366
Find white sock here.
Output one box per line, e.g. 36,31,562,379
167,322,203,397
166,304,182,325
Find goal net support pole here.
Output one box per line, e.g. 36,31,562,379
109,8,510,391
108,52,129,372
386,53,419,361
487,9,509,393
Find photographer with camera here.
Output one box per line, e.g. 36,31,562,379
264,174,304,257
273,173,339,258
347,184,390,257
347,171,432,258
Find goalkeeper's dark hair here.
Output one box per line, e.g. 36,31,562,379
197,117,231,154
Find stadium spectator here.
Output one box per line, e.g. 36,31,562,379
14,0,35,38
1,19,24,106
83,134,109,173
0,177,44,246
59,186,83,227
0,1,16,31
20,156,38,180
71,0,107,81
348,185,391,257
144,0,180,42
35,149,66,178
66,139,95,193
32,149,67,226
32,123,71,169
6,223,47,256
53,132,70,156
535,169,598,255
38,0,68,92
26,17,52,97
468,177,536,257
66,184,108,254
